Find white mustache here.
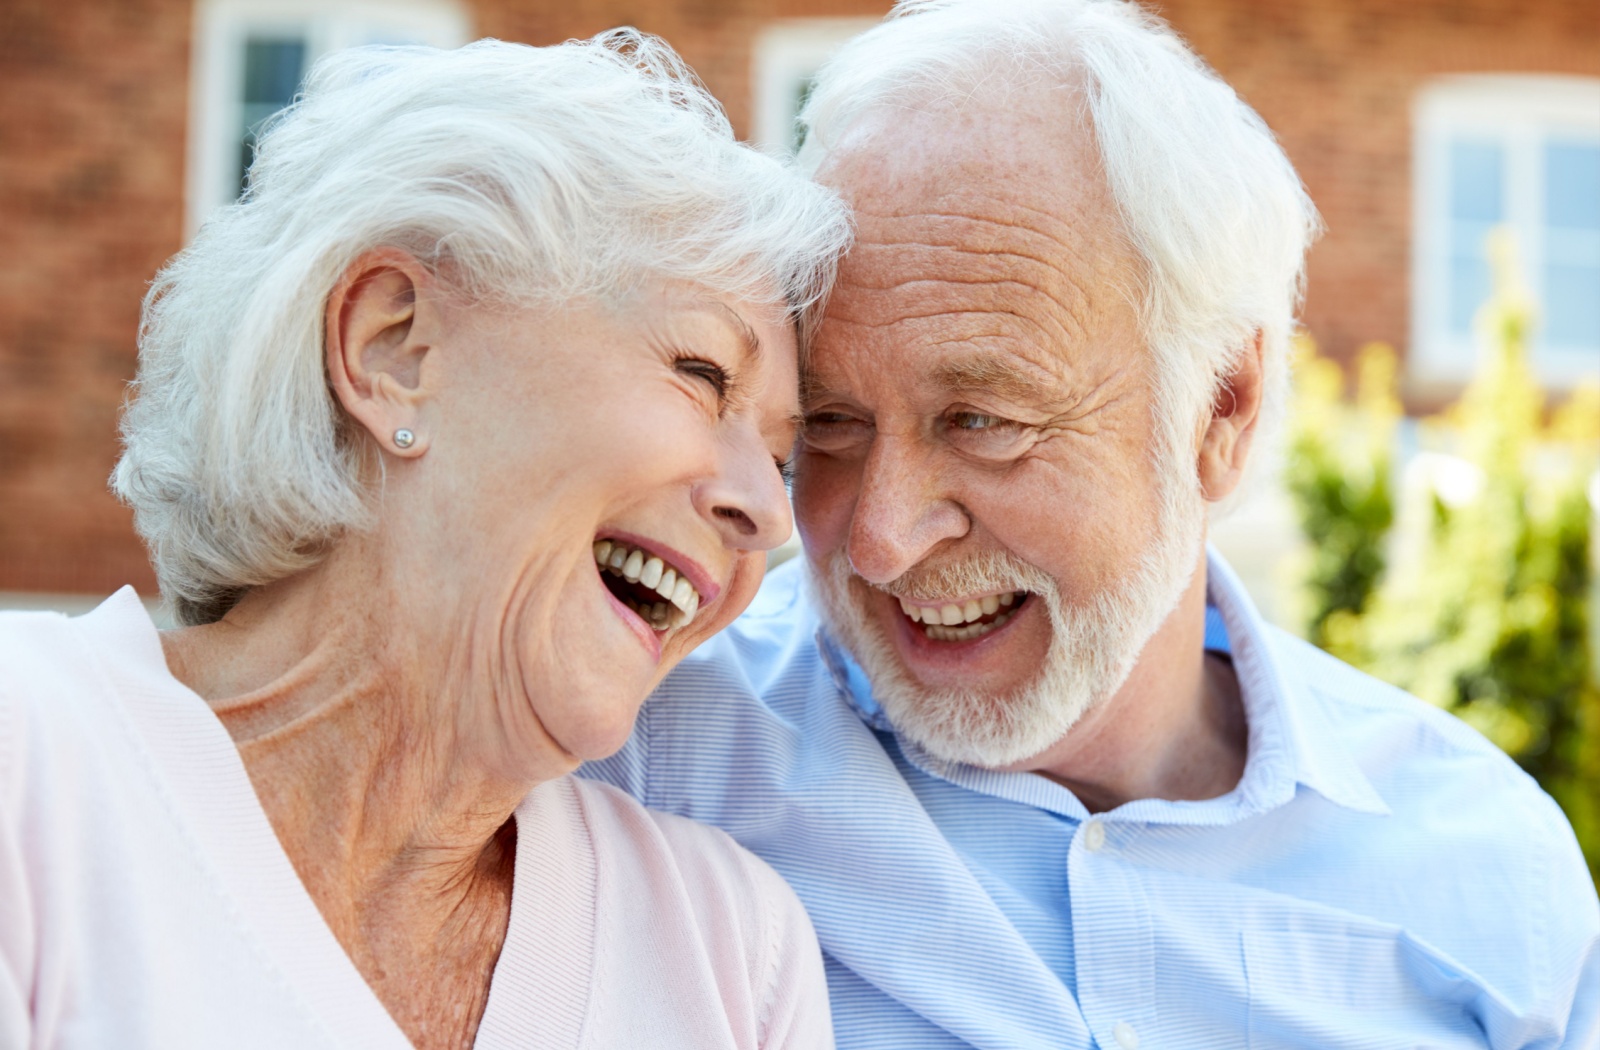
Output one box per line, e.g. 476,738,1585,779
864,550,1058,606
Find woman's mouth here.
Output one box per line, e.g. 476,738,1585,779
896,591,1029,642
594,538,703,631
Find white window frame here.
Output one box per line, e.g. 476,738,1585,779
750,18,880,154
1411,74,1600,389
185,0,471,236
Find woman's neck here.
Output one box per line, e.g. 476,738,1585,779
158,545,562,1047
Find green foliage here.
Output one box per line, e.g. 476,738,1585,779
1287,232,1600,883
1284,338,1399,648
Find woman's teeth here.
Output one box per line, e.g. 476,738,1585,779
594,539,701,630
898,592,1022,642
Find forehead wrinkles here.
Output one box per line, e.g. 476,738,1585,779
820,198,1139,384
815,89,1145,388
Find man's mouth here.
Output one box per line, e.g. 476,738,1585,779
896,591,1029,642
594,538,703,631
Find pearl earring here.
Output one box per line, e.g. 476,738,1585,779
393,428,416,450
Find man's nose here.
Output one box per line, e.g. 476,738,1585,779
847,436,968,584
694,427,793,553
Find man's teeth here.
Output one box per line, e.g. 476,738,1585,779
593,539,702,629
897,591,1022,642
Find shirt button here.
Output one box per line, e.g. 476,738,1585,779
1083,819,1107,852
1113,1021,1139,1049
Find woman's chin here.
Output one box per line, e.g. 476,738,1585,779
526,650,652,761
550,694,647,763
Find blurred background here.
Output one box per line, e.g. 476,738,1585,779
1,0,1596,873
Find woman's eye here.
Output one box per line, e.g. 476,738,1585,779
775,458,796,483
674,356,730,402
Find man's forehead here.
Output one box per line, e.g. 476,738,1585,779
807,84,1147,412
809,191,1138,389
815,85,1099,213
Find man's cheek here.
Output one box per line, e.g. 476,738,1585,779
793,459,858,554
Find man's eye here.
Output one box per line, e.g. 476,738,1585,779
944,410,1029,460
801,411,872,453
949,412,1007,431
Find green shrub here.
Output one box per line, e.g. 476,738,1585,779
1284,336,1398,649
1288,233,1600,882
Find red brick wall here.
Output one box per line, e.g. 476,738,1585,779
0,0,191,595
1157,0,1600,390
2,0,1595,596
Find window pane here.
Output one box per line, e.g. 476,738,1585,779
1446,140,1505,338
1449,140,1504,222
1544,262,1600,348
1545,140,1600,230
237,37,307,194
792,76,816,150
1542,140,1600,349
1449,248,1496,337
243,37,306,104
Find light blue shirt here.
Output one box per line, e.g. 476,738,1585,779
582,550,1599,1049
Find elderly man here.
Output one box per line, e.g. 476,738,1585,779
585,1,1600,1046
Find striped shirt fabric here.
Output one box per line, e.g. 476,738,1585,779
581,549,1599,1049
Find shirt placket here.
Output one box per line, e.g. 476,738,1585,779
1070,817,1157,1050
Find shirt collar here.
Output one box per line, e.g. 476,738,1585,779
815,547,1389,822
1205,547,1390,817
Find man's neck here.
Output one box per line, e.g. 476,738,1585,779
1014,556,1248,813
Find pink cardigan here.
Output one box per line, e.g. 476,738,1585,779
0,589,834,1049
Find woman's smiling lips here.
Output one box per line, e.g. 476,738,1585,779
599,578,665,661
592,530,724,660
599,529,722,605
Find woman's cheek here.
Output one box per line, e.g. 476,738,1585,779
723,550,769,619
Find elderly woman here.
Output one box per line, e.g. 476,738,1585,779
0,32,849,1050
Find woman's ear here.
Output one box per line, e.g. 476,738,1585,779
1196,330,1265,503
324,248,439,458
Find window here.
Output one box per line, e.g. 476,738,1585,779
1412,76,1600,386
186,0,471,235
749,19,880,153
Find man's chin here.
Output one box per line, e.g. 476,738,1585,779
807,566,1091,768
892,692,1090,769
805,542,1179,770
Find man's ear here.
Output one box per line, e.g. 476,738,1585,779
324,248,438,458
1196,330,1265,503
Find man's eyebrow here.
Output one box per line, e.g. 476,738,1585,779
931,354,1059,403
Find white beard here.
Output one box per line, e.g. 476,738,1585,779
807,450,1205,769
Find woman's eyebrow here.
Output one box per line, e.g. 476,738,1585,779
702,301,762,362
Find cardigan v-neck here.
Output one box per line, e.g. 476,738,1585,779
0,589,832,1049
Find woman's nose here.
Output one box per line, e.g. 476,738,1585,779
693,428,793,552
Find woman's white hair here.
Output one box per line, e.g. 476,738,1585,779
798,0,1321,514
115,32,851,626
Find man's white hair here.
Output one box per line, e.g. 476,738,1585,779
114,32,851,626
798,0,1321,509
